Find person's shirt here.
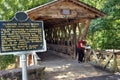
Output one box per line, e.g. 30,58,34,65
78,40,86,50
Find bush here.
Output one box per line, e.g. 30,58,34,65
0,55,15,70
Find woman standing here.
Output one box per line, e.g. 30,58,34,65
77,38,86,63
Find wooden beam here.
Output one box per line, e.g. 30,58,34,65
44,18,87,28
83,19,91,38
72,23,77,58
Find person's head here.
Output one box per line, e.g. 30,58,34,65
81,37,86,41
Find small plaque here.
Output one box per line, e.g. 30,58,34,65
62,9,70,15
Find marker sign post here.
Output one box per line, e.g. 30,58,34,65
0,12,46,80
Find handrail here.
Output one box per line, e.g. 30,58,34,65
85,48,120,72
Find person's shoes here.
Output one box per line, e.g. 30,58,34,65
78,61,82,63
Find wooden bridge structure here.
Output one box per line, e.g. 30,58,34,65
24,0,119,72
26,0,106,58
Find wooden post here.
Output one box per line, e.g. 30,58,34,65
83,19,91,38
112,53,118,72
15,56,20,68
73,23,77,59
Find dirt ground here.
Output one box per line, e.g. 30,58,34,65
37,50,120,80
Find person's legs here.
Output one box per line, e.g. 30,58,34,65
77,48,81,63
81,50,84,62
77,48,85,62
79,50,84,62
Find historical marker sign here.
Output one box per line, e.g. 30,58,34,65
0,12,46,55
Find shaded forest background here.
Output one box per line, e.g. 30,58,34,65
0,0,120,69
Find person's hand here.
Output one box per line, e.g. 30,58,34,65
85,46,91,49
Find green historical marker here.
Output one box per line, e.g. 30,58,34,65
0,11,46,55
0,11,46,80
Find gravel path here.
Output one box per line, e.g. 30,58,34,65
37,50,119,80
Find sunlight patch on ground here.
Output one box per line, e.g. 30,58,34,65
54,75,68,79
45,64,71,72
53,71,88,80
54,72,76,79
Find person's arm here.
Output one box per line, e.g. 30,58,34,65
80,42,86,48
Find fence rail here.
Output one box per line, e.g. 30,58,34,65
85,49,120,72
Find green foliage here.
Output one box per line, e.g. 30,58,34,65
0,0,50,20
0,55,15,69
81,0,107,9
87,0,120,50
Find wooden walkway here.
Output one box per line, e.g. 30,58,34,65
37,50,120,80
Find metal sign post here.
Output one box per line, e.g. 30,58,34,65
21,54,28,80
0,11,47,80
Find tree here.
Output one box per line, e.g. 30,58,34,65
87,0,120,50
